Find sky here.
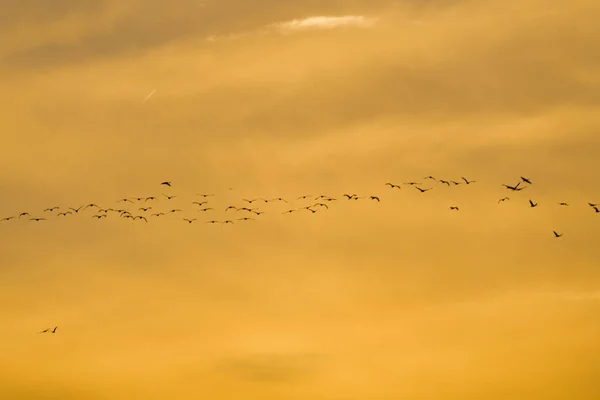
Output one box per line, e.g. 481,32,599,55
1,0,600,398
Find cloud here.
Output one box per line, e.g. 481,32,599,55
272,15,376,33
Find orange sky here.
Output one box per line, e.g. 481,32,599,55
1,0,600,398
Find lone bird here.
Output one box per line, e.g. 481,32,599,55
558,202,569,206
553,231,563,238
529,199,538,208
161,181,172,187
449,206,459,211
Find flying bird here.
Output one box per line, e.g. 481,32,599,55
29,217,46,222
385,183,401,189
370,196,380,201
118,198,134,203
161,181,172,187
183,218,197,224
57,212,72,217
449,206,459,211
553,231,563,238
529,199,538,208
44,207,59,212
134,216,148,222
162,194,177,200
196,193,215,197
19,212,30,218
521,177,532,184
558,202,569,206
198,208,213,212
92,215,106,219
415,187,432,193
151,213,164,217
498,197,510,203
461,177,476,184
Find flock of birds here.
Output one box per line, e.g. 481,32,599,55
6,176,598,334
3,176,598,233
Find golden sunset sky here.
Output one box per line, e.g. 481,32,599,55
1,0,600,398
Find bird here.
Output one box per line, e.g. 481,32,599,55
502,183,521,191
38,326,57,334
558,202,569,206
282,209,298,214
268,197,287,203
19,212,30,218
69,206,85,213
592,206,600,213
449,206,459,211
145,196,157,201
168,209,182,213
225,206,237,212
450,180,462,185
222,220,234,224
139,207,152,211
162,194,177,200
253,211,266,215
242,198,259,203
297,195,313,200
192,201,207,206
461,177,476,184
83,203,99,210
151,213,165,217
521,177,532,184
415,187,432,193
588,203,599,208
29,217,46,222
498,197,510,203
118,198,134,203
57,212,72,217
1,216,16,221
404,182,420,186
198,208,213,212
196,193,215,198
134,216,148,222
205,220,220,224
424,176,436,181
313,203,329,209
92,215,106,219
238,217,255,221
43,207,59,212
183,218,197,224
161,181,172,187
370,196,380,201
385,183,401,189
343,194,357,199
529,199,538,208
438,180,451,186
553,231,563,238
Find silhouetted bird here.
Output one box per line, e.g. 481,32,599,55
461,177,476,184
238,217,255,221
139,207,152,211
19,212,30,218
92,215,106,219
162,194,177,200
44,207,59,212
415,187,432,193
57,212,72,217
118,198,133,203
196,194,215,197
498,197,510,203
168,209,182,214
370,196,380,201
449,206,459,211
134,216,148,222
198,208,213,212
205,220,220,224
151,213,164,217
183,218,197,224
385,183,401,189
145,197,157,201
161,181,171,187
29,217,46,222
439,180,451,186
521,177,532,184
225,206,237,211
529,199,538,208
424,176,436,181
553,231,563,238
558,202,569,206
192,201,207,206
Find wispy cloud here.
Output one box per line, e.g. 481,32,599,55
272,15,376,33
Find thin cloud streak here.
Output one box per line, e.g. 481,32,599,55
272,15,377,32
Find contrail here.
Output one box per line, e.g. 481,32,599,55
142,89,156,103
